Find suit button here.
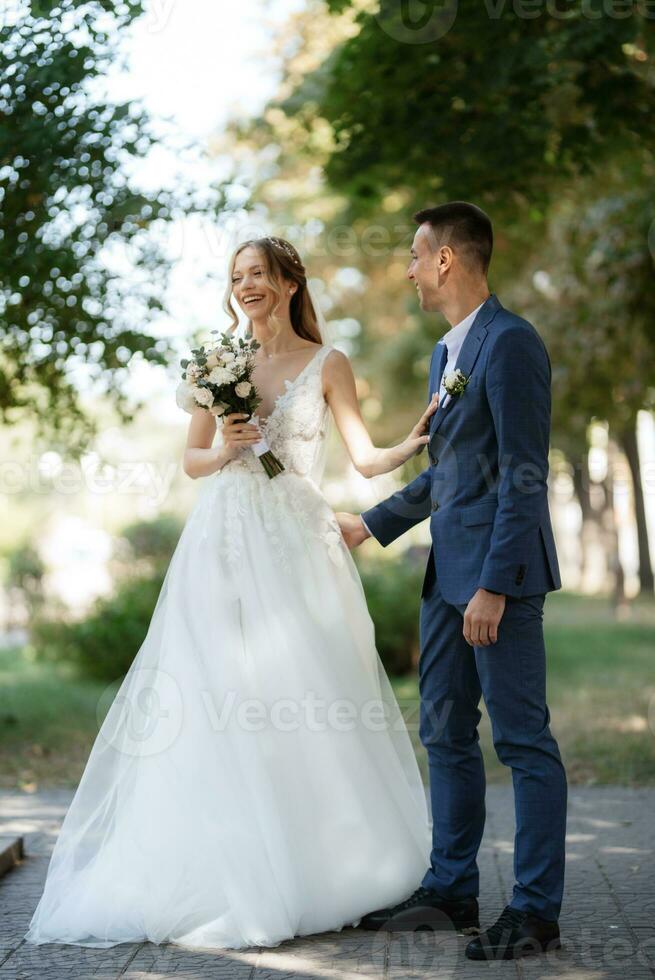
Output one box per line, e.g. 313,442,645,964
431,501,439,511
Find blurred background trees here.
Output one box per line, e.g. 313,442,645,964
1,0,655,788
227,0,655,598
0,0,228,453
2,0,654,600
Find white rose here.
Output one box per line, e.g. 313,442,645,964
193,386,214,408
186,362,201,380
444,368,471,394
221,351,236,363
209,402,227,416
208,366,235,385
205,352,220,368
235,381,252,398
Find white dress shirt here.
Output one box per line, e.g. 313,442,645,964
361,301,485,539
436,301,485,408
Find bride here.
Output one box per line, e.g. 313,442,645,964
24,235,438,951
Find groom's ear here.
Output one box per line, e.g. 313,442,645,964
435,245,454,286
438,245,454,271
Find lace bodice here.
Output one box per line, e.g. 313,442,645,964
192,345,346,571
217,344,335,482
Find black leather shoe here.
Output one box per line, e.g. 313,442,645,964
465,905,561,960
358,886,479,933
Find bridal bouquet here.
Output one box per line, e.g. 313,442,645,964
176,333,285,478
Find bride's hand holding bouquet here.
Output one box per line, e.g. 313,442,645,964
176,332,285,478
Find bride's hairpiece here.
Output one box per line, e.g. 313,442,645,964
266,236,302,267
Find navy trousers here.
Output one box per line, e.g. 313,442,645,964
418,561,568,921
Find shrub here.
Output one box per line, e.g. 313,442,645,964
31,572,165,682
356,551,426,676
119,514,183,566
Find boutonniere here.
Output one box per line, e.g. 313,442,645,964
443,368,470,397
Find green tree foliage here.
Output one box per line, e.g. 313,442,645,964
31,569,165,680
317,0,654,214
1,0,227,452
4,541,46,621
515,167,655,592
118,514,183,569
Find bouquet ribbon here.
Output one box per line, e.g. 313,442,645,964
248,415,285,478
250,416,271,458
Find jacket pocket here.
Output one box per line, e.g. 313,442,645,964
460,499,498,526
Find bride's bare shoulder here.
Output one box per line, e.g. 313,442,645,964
323,346,349,366
322,347,353,391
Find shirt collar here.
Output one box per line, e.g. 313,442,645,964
440,301,485,350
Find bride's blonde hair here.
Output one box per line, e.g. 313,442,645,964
224,236,322,344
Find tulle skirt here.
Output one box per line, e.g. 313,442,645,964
24,468,431,950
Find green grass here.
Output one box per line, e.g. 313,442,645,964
392,592,655,788
0,645,110,790
1,592,654,790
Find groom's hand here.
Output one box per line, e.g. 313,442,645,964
463,588,506,646
336,512,371,550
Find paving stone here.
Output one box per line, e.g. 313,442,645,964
0,786,652,979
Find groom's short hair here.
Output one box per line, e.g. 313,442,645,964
414,202,493,275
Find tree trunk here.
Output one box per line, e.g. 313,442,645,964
605,441,626,608
571,450,593,587
617,420,654,596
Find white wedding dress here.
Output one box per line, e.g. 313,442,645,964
24,344,431,951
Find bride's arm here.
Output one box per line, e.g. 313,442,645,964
323,350,439,479
182,410,261,479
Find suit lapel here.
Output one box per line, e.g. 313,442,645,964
429,294,502,443
429,343,448,434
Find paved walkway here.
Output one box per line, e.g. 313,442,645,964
0,786,653,979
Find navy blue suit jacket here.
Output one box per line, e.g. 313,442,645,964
362,294,561,605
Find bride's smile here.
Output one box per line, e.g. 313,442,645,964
231,246,294,329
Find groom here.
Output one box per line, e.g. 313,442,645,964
337,202,568,961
